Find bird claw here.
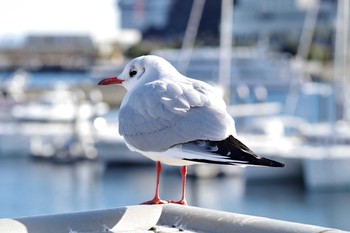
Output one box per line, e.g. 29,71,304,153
167,199,187,205
140,198,168,205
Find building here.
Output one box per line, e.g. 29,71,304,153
232,0,336,46
118,0,336,49
0,34,97,71
118,0,172,32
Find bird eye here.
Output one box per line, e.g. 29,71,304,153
129,70,137,77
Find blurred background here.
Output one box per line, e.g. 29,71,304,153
1,0,350,231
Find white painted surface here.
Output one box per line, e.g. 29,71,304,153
0,205,347,233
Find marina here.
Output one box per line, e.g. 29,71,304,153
1,0,350,231
1,68,350,231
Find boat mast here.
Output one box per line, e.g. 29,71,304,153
296,0,320,63
178,0,206,73
218,0,234,104
284,0,319,116
334,0,350,121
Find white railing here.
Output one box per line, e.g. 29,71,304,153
0,204,346,233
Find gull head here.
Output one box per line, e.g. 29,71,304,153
98,55,180,91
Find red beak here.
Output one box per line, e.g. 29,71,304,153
98,76,124,85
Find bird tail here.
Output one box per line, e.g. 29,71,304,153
183,135,285,167
223,135,285,167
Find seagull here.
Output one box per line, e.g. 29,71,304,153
98,55,284,205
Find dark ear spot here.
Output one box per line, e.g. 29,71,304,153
129,70,137,77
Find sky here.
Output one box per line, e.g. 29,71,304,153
0,0,120,42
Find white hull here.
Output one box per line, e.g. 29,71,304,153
303,156,350,190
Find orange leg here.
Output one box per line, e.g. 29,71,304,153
169,166,188,205
141,161,168,205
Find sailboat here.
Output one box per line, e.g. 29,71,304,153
301,0,350,190
152,0,350,189
151,0,309,179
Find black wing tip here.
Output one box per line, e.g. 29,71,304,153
182,135,285,167
225,135,285,167
258,157,285,168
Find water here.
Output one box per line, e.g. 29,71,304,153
0,157,349,231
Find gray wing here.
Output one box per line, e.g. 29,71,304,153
118,77,235,152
